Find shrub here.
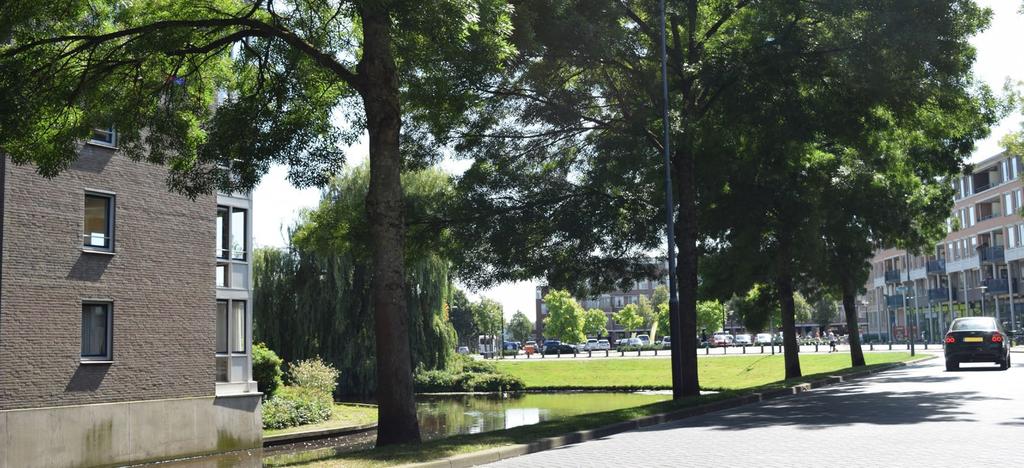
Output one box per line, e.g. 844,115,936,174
452,354,496,373
261,386,333,430
414,369,458,393
288,357,340,395
252,343,284,397
461,373,526,392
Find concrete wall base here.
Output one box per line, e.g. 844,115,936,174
0,393,261,468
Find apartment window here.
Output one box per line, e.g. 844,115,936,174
216,206,249,289
1017,190,1023,215
614,296,624,308
216,206,247,261
1007,193,1015,216
1003,161,1010,183
969,206,976,226
84,192,114,250
81,303,112,361
1011,228,1018,249
216,299,248,383
1013,158,1020,180
89,127,117,147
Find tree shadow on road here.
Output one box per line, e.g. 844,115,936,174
641,370,1006,432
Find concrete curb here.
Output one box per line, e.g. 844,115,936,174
263,422,378,447
400,356,934,468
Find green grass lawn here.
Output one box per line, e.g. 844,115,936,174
264,403,378,438
493,353,918,390
270,353,924,467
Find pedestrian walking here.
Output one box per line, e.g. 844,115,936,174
828,331,837,353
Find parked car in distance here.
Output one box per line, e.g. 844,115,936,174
734,334,753,346
523,342,537,355
584,338,600,351
636,334,651,345
755,333,773,345
944,317,1012,371
662,336,671,346
542,340,560,352
543,342,577,355
597,339,611,350
457,346,470,355
711,334,734,347
627,337,644,346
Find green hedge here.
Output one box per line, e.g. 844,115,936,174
414,369,525,393
261,386,333,430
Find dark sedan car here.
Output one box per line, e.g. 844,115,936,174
944,317,1011,371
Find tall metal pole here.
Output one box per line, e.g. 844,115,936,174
658,0,683,400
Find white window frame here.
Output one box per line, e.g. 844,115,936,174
88,127,117,148
216,299,250,383
969,206,976,226
83,191,115,253
216,205,249,289
1006,193,1014,216
81,301,113,363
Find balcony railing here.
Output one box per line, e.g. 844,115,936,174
884,269,902,284
927,287,950,302
885,294,904,309
982,277,1013,294
979,245,1005,264
926,259,946,275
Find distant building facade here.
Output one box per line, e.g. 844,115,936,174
535,274,668,341
860,151,1024,342
0,133,260,466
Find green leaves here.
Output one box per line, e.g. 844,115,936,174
542,289,586,343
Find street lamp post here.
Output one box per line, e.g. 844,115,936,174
656,0,684,400
898,286,914,357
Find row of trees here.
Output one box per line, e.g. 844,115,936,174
2,0,1010,444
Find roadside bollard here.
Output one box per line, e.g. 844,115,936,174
605,349,609,357
620,349,624,357
723,345,727,355
870,343,874,351
742,345,746,354
588,350,592,358
814,343,819,353
760,345,764,354
637,348,641,357
888,343,892,350
557,350,561,358
654,348,658,356
705,345,710,355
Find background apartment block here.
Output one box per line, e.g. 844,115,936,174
535,274,668,341
861,151,1024,342
0,134,260,467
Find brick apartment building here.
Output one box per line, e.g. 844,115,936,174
861,151,1024,342
0,132,260,466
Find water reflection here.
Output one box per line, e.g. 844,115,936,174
160,392,671,467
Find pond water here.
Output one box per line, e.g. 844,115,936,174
162,392,671,467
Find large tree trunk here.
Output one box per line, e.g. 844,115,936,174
842,284,866,367
359,7,421,446
776,272,802,379
673,145,700,397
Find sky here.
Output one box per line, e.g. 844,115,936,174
252,1,1024,322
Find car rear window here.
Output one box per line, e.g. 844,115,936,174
951,318,997,331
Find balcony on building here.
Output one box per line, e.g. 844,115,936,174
979,245,1005,264
975,197,1002,223
884,269,902,284
982,277,1013,295
885,294,904,309
927,287,954,302
971,165,1001,195
926,259,946,275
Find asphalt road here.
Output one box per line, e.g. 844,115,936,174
484,355,1024,467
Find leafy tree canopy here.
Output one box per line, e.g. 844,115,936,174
507,311,533,344
542,289,585,344
582,309,608,338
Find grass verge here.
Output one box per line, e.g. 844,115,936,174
494,352,918,390
266,353,925,467
264,403,378,438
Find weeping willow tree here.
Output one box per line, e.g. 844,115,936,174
254,165,457,397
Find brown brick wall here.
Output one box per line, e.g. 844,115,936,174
0,145,216,410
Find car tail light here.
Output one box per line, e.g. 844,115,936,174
945,334,955,344
992,333,1004,343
